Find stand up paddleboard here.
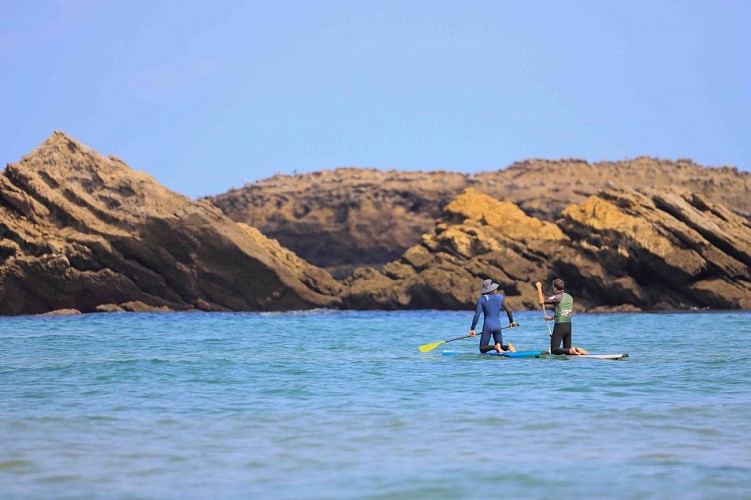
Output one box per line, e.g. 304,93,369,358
441,350,545,358
440,351,628,360
541,353,629,360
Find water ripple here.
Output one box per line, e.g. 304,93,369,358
1,310,750,498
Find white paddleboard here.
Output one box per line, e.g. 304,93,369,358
543,353,629,360
581,353,628,360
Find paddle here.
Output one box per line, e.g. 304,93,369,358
535,281,553,354
418,323,519,353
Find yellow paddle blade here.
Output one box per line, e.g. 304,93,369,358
418,340,445,352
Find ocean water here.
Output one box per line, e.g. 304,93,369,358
1,309,750,499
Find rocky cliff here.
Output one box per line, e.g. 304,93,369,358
206,160,751,275
2,133,749,315
341,188,751,311
206,169,469,277
0,132,341,314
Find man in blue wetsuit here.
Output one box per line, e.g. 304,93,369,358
469,279,518,353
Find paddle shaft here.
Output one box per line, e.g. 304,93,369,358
418,324,518,352
454,323,517,343
541,303,553,338
536,281,553,353
443,334,474,343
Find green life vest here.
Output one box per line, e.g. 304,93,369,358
555,293,573,323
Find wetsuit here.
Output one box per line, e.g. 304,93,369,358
544,291,574,355
471,293,513,353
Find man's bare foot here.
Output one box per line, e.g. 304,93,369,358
576,347,589,355
507,342,517,352
494,343,504,353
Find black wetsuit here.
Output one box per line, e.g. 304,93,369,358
544,291,574,355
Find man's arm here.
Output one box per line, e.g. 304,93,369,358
469,299,482,333
543,292,562,306
502,300,515,326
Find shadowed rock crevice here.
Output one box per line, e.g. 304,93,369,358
653,193,751,270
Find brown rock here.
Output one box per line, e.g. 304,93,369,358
3,132,748,315
206,159,751,274
95,304,126,313
0,131,341,315
206,168,469,276
561,188,751,309
40,308,81,316
342,189,557,310
342,187,751,311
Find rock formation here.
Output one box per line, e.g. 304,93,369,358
206,169,469,277
206,160,751,275
560,189,751,310
0,132,341,315
2,132,749,315
341,188,751,311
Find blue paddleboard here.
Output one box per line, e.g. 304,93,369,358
441,350,545,358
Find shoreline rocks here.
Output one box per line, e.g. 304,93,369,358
341,188,751,311
0,131,341,315
206,160,751,275
2,131,749,315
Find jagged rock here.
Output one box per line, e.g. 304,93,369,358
206,169,469,276
342,189,560,310
2,132,748,315
206,159,751,274
95,304,126,313
119,301,172,313
561,188,751,309
0,131,341,315
40,308,81,316
342,188,751,311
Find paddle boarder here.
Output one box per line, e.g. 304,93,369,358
537,278,588,355
469,279,518,353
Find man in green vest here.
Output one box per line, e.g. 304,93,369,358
537,278,588,355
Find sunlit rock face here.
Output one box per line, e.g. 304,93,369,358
206,158,751,278
0,132,341,315
2,132,748,315
341,188,751,311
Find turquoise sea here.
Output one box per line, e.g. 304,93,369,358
1,309,750,499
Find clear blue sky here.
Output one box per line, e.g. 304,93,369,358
2,0,749,198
